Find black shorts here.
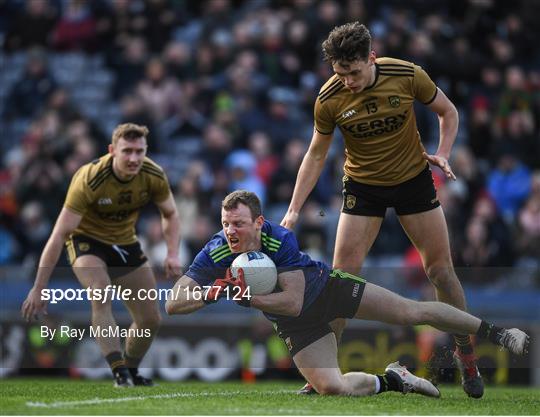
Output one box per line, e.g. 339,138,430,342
342,164,440,217
275,270,366,357
66,234,148,279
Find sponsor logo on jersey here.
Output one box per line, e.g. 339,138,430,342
388,95,401,107
341,109,358,120
139,191,149,202
341,110,408,138
118,191,133,205
98,198,113,205
98,209,134,221
78,242,90,252
247,251,264,261
346,194,356,209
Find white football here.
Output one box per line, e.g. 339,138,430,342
231,251,277,295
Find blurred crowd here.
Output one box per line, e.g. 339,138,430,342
0,0,539,289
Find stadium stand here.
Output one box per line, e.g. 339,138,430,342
0,0,539,318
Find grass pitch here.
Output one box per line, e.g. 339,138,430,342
1,378,538,415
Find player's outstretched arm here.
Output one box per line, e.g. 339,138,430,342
21,208,82,321
165,275,206,315
281,130,333,230
156,193,182,278
250,270,305,316
425,87,458,181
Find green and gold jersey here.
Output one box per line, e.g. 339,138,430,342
315,57,438,186
64,154,171,245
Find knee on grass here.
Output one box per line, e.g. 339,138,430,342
312,379,347,395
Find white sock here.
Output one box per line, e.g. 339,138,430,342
374,375,380,394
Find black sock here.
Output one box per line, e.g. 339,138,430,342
376,372,401,393
124,353,142,377
476,320,504,344
106,351,128,376
454,334,474,355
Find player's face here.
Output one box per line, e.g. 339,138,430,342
221,204,263,253
332,53,376,93
109,137,147,179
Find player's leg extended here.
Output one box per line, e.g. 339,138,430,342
115,263,161,359
398,207,465,310
331,213,383,339
398,207,482,397
295,213,383,395
73,255,132,386
115,262,161,385
73,255,121,355
354,283,529,355
355,282,480,333
293,332,440,397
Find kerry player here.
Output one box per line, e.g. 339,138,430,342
165,190,528,397
280,21,484,397
22,123,181,387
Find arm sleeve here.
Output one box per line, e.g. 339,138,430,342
314,97,336,135
63,168,91,216
413,64,438,105
185,249,225,286
273,232,303,270
151,171,172,204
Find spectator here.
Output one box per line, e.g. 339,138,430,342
515,171,540,264
456,216,501,270
472,195,515,267
183,214,215,264
16,201,51,268
450,146,485,216
140,214,188,280
225,149,266,207
267,139,306,209
51,0,97,52
142,0,178,53
111,37,149,99
3,0,57,52
163,40,193,80
487,143,531,222
0,223,19,264
16,156,64,222
174,175,200,240
247,131,279,186
198,123,233,173
3,48,57,120
136,57,182,122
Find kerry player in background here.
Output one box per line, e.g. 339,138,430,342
22,123,181,387
280,21,484,397
166,190,528,397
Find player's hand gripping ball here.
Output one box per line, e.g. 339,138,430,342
231,251,277,295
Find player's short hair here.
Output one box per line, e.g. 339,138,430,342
322,22,372,63
111,123,149,146
222,190,262,221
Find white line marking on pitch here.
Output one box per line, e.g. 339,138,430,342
26,390,293,408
